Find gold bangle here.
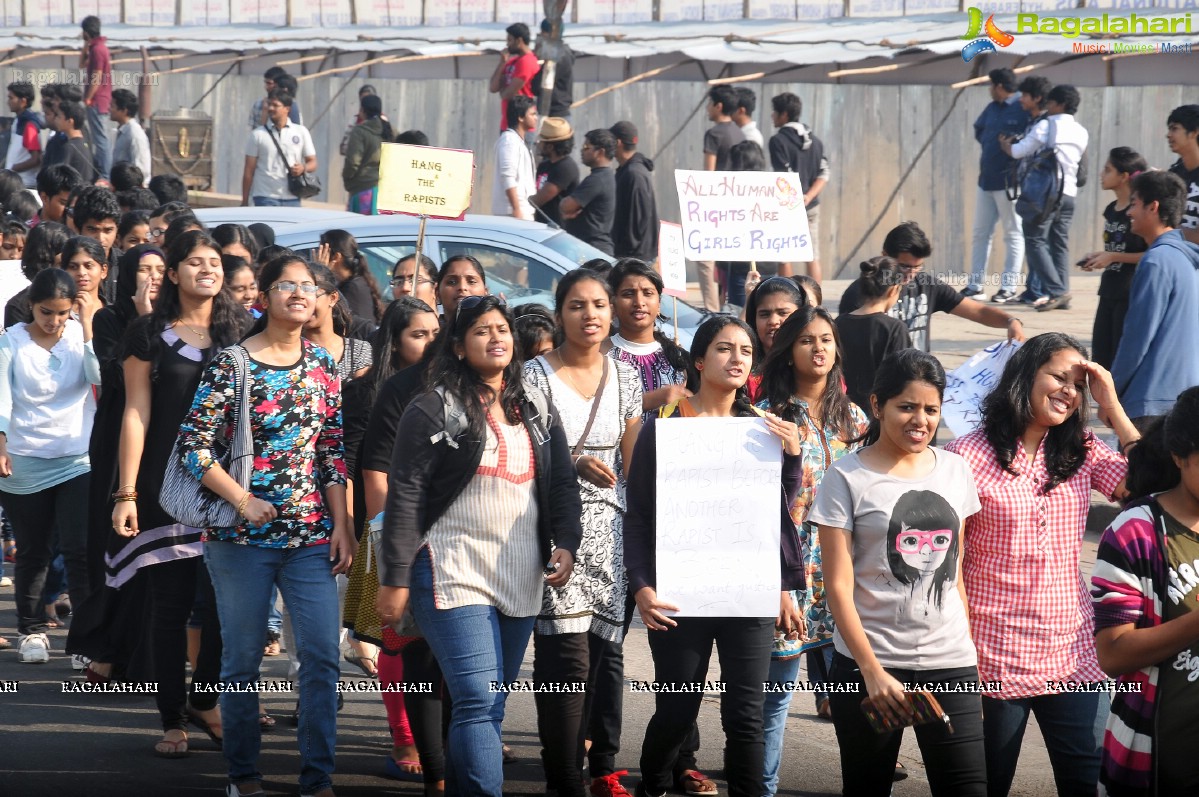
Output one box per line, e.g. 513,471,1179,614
113,495,137,503
237,492,251,516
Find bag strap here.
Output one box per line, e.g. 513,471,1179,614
265,124,294,170
229,345,255,471
572,357,609,458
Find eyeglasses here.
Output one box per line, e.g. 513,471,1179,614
894,529,953,554
391,275,435,288
454,294,506,325
148,228,166,240
269,281,320,295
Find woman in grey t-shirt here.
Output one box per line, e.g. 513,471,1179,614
809,349,986,796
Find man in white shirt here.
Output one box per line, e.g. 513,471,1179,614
733,87,764,148
242,90,317,207
109,89,150,185
1002,83,1089,312
491,95,538,220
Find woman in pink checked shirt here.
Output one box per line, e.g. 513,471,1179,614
944,332,1141,797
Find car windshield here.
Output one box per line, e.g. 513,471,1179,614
540,232,615,268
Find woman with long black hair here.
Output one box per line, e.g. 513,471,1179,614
376,295,581,797
625,315,804,797
756,306,869,793
109,230,251,756
317,229,383,327
944,332,1137,796
176,254,355,797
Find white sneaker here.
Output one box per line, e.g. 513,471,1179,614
71,654,91,671
0,575,11,587
18,633,50,663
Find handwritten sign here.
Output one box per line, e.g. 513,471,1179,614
673,170,813,262
655,418,782,617
378,143,475,220
941,341,1021,437
658,221,687,298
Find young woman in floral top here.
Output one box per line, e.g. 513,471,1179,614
176,254,354,797
756,306,868,795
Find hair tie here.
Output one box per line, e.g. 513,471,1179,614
1130,170,1143,179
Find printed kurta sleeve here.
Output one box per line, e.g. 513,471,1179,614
807,462,853,530
176,350,238,481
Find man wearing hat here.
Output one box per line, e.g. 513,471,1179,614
531,117,580,227
610,121,659,262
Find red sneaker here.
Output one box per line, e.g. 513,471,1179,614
591,770,633,797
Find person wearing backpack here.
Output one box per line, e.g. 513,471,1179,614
1001,83,1089,312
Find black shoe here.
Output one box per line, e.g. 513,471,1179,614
960,285,984,298
990,289,1017,304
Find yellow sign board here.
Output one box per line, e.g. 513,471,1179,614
377,143,475,219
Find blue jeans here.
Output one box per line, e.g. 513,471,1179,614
1022,194,1075,299
970,187,1025,292
409,547,535,797
252,195,301,207
205,541,341,794
982,691,1108,797
86,104,111,180
762,653,801,797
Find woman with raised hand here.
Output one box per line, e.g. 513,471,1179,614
317,228,384,327
109,230,251,757
812,349,985,796
606,258,691,421
0,268,101,665
524,269,642,797
1092,387,1199,795
945,333,1136,797
176,254,354,797
61,235,109,310
624,315,804,797
376,295,581,797
756,306,869,795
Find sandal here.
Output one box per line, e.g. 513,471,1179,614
154,731,189,759
677,770,718,796
0,636,10,650
385,757,424,782
345,649,378,678
264,630,281,657
817,698,832,721
259,711,276,731
185,706,223,749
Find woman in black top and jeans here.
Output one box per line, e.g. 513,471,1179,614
625,315,805,797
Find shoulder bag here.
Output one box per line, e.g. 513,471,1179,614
266,124,322,200
159,345,256,528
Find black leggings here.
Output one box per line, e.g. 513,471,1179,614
148,556,222,728
400,638,449,785
828,652,987,796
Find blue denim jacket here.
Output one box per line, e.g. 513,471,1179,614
974,93,1030,191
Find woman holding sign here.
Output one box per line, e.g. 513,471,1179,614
624,315,805,797
756,306,869,795
524,269,643,797
811,349,986,796
944,333,1136,797
376,295,582,797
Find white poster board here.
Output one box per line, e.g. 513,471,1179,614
941,341,1021,437
657,221,687,298
655,418,782,617
674,170,813,262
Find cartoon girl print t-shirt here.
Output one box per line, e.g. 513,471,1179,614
809,447,982,670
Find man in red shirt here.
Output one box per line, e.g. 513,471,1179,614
80,15,112,181
489,22,539,136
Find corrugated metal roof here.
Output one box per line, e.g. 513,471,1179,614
1,11,1195,67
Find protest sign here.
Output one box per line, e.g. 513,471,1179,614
658,221,687,298
673,170,813,262
655,417,782,617
377,143,475,220
941,341,1021,436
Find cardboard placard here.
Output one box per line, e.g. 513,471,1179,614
674,169,814,262
655,418,783,618
377,143,475,220
658,221,687,298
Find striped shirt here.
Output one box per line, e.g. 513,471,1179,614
423,413,541,615
1092,500,1168,797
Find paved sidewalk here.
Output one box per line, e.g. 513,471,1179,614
0,272,1119,796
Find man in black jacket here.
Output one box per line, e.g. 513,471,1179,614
609,121,659,262
768,92,828,281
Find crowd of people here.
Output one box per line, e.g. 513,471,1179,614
2,13,1199,797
